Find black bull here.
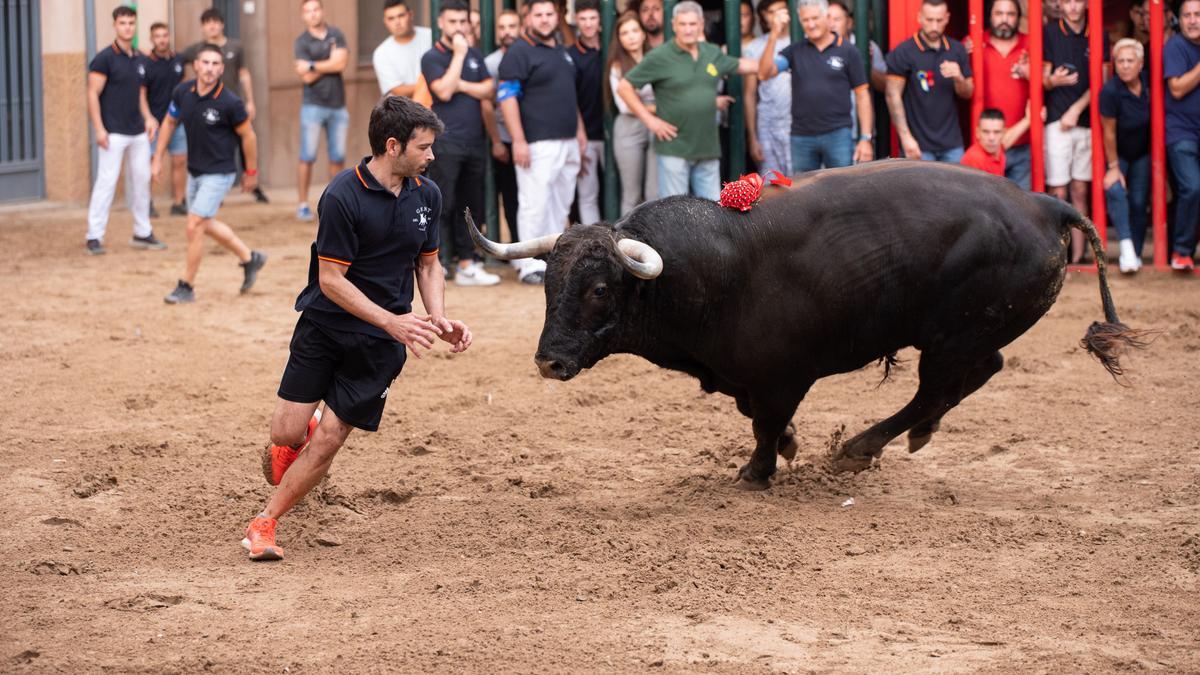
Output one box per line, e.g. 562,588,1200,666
468,160,1150,489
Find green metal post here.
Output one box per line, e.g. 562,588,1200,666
431,0,442,42
663,0,675,41
787,0,802,44
601,0,620,220
482,0,500,243
869,0,889,155
724,0,744,180
854,0,869,72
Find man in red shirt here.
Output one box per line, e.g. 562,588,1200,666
961,107,1032,177
981,0,1031,188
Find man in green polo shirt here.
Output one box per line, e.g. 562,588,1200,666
617,0,760,200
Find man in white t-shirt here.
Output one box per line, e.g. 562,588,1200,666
373,0,433,96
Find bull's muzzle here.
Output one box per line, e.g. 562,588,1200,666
535,355,577,381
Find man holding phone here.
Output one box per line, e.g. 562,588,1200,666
1043,0,1109,263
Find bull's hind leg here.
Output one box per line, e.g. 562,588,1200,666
907,351,1004,452
832,352,969,473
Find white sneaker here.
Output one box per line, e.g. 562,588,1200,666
454,261,501,286
1118,239,1141,274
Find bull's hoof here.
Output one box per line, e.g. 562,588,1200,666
734,464,772,491
778,434,799,462
831,453,874,474
907,421,940,453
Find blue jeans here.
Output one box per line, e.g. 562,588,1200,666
1005,144,1032,191
790,127,853,173
921,146,965,163
150,123,187,156
1167,139,1200,256
1105,155,1150,255
299,104,349,164
657,155,720,200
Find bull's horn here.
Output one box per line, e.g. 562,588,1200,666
616,238,664,280
465,208,559,260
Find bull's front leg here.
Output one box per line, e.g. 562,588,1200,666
735,391,805,490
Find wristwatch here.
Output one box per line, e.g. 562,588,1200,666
307,60,316,72
859,133,873,142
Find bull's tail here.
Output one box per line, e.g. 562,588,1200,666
1070,215,1154,381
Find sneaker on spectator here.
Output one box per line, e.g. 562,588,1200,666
1118,239,1140,274
297,203,314,222
86,239,106,256
520,270,545,285
1170,252,1195,271
169,202,188,216
164,280,196,304
443,265,455,281
253,187,270,204
131,232,168,250
455,261,501,286
240,251,267,294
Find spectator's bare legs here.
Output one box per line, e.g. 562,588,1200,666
262,404,354,520
183,213,253,284
1069,179,1090,261
330,161,344,177
297,160,313,207
171,155,187,206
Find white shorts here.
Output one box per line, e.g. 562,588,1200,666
1044,121,1093,187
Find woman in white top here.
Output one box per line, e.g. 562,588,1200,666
607,11,657,216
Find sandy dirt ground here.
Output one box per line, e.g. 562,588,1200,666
1,197,1198,673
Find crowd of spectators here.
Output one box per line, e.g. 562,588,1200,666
83,0,1200,283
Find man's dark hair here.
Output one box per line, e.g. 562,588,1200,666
576,0,600,13
200,8,225,24
756,0,787,31
113,5,136,20
525,0,559,12
441,0,469,14
828,0,853,16
922,0,948,7
369,96,444,155
988,0,1022,21
980,108,1006,123
385,0,410,9
193,43,225,62
150,21,169,33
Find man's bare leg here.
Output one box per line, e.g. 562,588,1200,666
171,155,187,205
204,219,252,263
263,405,354,520
1069,179,1090,262
298,161,313,206
183,214,208,285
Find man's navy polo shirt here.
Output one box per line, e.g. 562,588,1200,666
1164,34,1200,145
570,42,605,140
1043,19,1109,127
775,32,867,137
296,158,442,339
144,51,184,122
886,32,972,152
421,42,490,146
1099,72,1150,160
89,41,147,135
167,80,249,175
497,32,579,142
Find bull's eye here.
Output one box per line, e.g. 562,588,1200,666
592,285,607,298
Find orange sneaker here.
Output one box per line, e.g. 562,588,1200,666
261,409,321,486
241,516,283,561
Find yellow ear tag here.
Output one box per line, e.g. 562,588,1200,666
706,63,719,77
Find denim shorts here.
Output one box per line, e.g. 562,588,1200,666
299,104,349,163
186,172,237,219
150,123,187,157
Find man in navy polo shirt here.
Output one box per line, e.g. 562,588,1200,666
572,0,605,224
421,0,502,286
885,0,974,163
1165,0,1200,270
1042,0,1109,263
756,0,873,173
152,45,267,305
144,21,187,218
242,96,474,562
85,5,166,255
498,0,588,284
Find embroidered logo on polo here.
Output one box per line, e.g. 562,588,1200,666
563,52,574,65
706,63,718,77
226,51,236,61
827,56,845,71
174,63,183,74
202,107,220,125
917,69,935,92
137,63,146,77
467,57,481,71
414,206,432,231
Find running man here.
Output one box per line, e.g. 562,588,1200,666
242,96,473,561
152,45,267,304
85,5,167,255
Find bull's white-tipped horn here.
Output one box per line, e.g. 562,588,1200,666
616,238,664,280
465,208,559,260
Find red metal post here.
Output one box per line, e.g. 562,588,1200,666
969,0,984,128
1028,0,1046,192
1088,0,1106,254
1150,0,1168,269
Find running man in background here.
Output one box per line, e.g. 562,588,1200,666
243,96,473,561
153,45,266,304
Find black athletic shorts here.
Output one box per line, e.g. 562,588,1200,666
277,314,406,432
